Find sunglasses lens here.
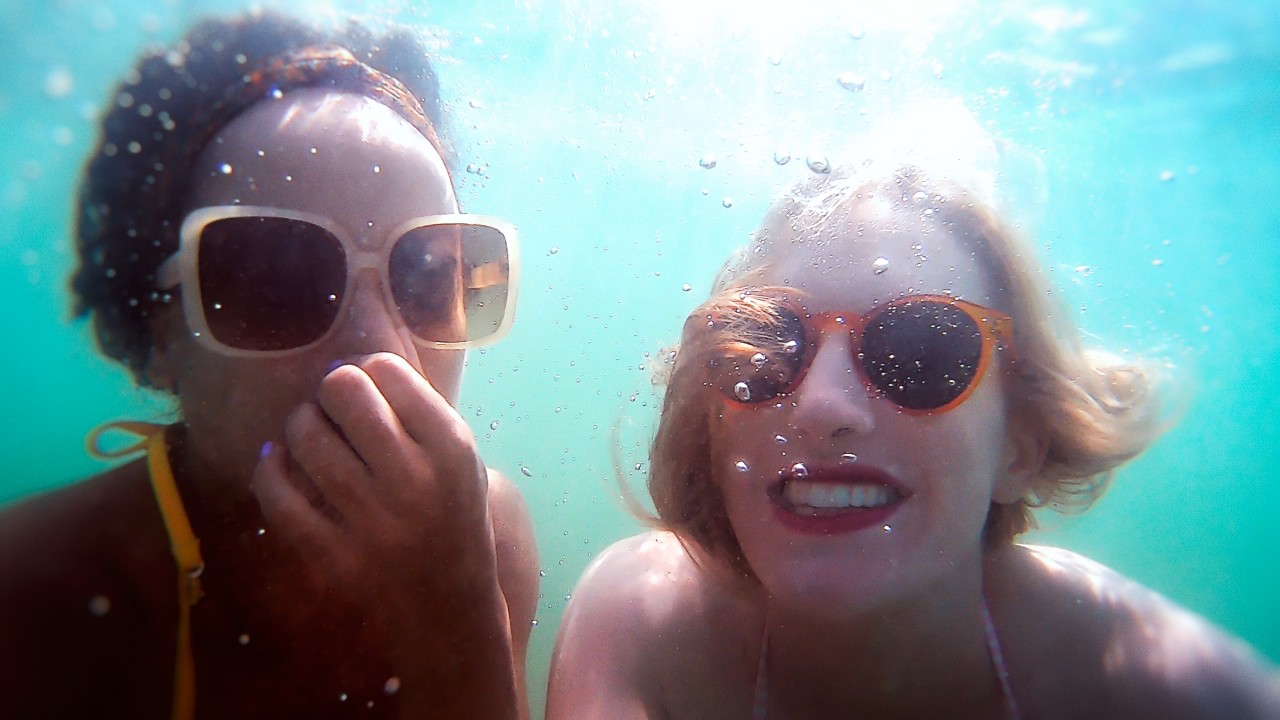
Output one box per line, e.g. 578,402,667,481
197,217,345,351
715,303,808,404
390,224,511,345
861,300,984,411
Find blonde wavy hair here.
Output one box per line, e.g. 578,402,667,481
645,162,1167,576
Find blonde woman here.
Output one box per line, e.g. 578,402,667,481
548,158,1279,719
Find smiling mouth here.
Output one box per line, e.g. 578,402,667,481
769,464,907,520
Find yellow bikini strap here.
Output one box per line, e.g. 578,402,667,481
87,421,201,720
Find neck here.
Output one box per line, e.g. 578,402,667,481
762,550,1006,719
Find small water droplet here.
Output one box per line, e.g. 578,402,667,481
548,246,559,255
735,460,750,472
790,462,809,478
469,98,484,109
882,524,893,533
806,155,830,174
489,420,500,430
1159,169,1175,182
681,283,692,292
384,676,401,695
912,190,929,204
88,595,111,616
750,352,768,369
722,197,733,208
256,527,265,536
773,149,792,165
733,381,752,402
520,465,533,477
837,72,866,92
338,692,348,702
849,26,866,40
699,155,717,169
774,434,787,445
309,147,318,155
217,162,232,175
531,619,539,626
238,633,251,645
327,293,337,302
872,257,890,274
373,165,381,174
768,52,783,66
782,339,799,354
840,453,858,463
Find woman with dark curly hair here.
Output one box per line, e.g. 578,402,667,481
0,11,537,719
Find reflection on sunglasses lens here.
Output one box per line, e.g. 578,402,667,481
862,301,983,410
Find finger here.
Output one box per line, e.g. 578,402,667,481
284,401,372,518
314,361,422,489
251,440,339,563
359,353,480,473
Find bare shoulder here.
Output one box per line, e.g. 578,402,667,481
547,531,764,719
997,544,1280,719
484,467,539,628
0,464,171,713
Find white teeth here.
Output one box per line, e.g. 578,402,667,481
784,481,897,509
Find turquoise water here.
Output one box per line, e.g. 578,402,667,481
1,0,1277,713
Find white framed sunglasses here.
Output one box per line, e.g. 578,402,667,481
156,205,519,357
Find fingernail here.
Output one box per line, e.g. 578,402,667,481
259,440,273,459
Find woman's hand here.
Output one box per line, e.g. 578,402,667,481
251,351,521,718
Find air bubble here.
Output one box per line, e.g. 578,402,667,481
88,595,111,616
840,453,858,463
806,156,830,174
45,67,74,99
773,434,787,445
790,462,809,478
722,197,733,208
773,150,791,166
735,460,750,472
836,72,866,92
238,633,251,645
520,465,533,477
733,381,752,402
384,677,401,695
490,420,500,430
872,257,890,274
548,246,559,255
681,283,692,292
699,155,717,169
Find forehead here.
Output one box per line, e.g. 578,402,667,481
185,88,455,234
756,193,998,312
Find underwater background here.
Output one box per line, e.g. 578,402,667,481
1,0,1276,715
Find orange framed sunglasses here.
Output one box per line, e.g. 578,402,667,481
708,288,1015,415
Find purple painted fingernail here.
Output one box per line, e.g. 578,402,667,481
260,440,273,459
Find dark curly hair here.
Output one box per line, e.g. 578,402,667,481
70,11,452,386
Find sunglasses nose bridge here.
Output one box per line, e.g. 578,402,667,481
789,333,877,438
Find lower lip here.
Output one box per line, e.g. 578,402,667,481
771,496,903,536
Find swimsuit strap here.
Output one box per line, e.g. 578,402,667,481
751,600,1022,720
88,422,202,720
981,598,1022,720
752,618,770,720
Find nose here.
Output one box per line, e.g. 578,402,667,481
788,334,876,439
328,270,422,366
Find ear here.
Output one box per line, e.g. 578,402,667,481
142,303,182,393
993,415,1047,504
